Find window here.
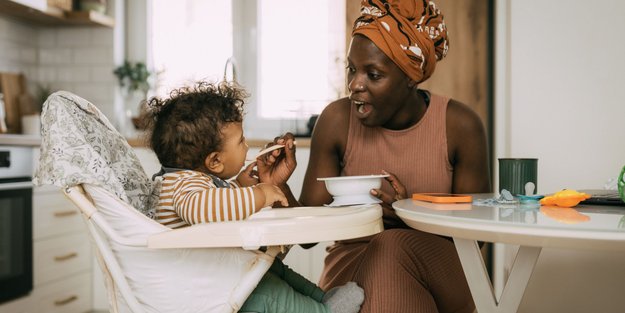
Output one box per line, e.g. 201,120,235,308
150,0,233,96
149,0,346,138
257,0,345,119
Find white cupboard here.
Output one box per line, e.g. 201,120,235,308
0,159,92,313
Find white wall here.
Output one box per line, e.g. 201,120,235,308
0,11,120,128
497,0,625,191
0,16,38,75
495,1,625,312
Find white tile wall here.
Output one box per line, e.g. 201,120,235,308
0,16,118,127
0,17,38,74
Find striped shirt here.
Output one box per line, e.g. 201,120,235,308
156,170,256,229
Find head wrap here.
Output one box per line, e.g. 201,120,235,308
353,0,449,83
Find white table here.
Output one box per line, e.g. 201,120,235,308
393,195,625,313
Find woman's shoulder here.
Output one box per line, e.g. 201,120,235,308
311,97,351,151
315,98,351,136
445,98,484,133
319,97,351,122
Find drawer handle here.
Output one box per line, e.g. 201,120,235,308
54,210,78,217
54,252,78,262
54,295,78,306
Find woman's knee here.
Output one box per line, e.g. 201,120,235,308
370,229,444,253
366,229,455,270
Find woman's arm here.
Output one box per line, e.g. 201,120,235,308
300,98,351,206
446,99,492,193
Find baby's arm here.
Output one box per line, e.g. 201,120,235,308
231,180,287,209
173,177,257,224
173,178,286,224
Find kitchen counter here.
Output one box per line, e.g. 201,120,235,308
0,134,42,146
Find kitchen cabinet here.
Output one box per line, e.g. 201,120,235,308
0,148,92,313
0,0,114,27
29,184,93,313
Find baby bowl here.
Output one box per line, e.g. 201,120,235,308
318,174,389,207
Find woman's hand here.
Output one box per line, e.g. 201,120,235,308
257,133,297,186
235,162,259,187
370,171,407,205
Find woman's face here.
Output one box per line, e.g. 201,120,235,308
217,122,248,179
346,35,416,129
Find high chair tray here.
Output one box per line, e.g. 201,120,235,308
147,204,383,249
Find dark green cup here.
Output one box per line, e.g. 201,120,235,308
498,158,538,196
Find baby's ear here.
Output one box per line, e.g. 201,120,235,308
205,152,224,174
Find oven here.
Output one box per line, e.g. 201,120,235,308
0,146,33,304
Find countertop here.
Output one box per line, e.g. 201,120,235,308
0,134,42,146
0,134,311,148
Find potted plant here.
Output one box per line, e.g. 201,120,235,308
77,0,107,14
113,61,153,131
113,60,152,96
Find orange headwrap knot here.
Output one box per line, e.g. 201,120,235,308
353,0,449,84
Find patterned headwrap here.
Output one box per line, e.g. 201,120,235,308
353,0,449,83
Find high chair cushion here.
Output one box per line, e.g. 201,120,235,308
33,90,158,217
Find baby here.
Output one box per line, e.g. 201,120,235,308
143,81,363,313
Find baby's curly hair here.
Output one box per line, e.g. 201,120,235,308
142,81,247,170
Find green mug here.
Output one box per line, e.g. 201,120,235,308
498,158,538,196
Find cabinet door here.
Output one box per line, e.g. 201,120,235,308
34,233,91,286
31,273,92,313
32,188,84,240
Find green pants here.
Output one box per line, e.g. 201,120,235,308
239,258,330,313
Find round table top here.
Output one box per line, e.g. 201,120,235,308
392,194,625,251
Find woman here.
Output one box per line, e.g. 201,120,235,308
298,0,491,312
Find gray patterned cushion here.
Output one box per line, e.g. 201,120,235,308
33,91,158,218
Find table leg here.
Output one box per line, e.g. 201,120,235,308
454,238,541,313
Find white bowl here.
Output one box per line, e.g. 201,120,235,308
317,174,389,206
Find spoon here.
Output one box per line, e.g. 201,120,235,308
246,141,297,161
254,144,285,159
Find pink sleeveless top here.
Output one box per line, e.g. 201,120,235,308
341,93,453,197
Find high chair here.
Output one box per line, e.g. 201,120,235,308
34,91,383,313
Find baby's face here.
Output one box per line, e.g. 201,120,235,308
218,122,248,179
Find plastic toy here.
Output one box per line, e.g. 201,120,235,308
539,189,590,208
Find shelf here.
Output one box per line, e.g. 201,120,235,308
65,10,114,27
0,0,114,27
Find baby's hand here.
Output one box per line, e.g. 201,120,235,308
256,183,288,208
235,162,259,187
